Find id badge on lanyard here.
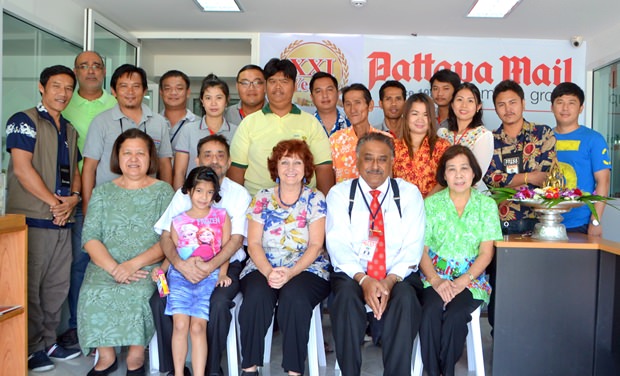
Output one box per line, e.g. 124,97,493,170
502,152,523,174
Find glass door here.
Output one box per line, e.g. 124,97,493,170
593,61,620,197
84,9,139,93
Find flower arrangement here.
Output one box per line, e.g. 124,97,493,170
490,186,614,220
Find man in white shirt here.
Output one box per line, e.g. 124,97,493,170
151,134,251,376
326,132,425,376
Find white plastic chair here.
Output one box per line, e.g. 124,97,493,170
412,305,485,376
148,292,242,375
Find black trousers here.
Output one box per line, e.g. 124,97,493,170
419,287,482,376
149,260,243,374
238,270,330,374
330,271,423,376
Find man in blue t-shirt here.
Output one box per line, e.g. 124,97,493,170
551,82,611,236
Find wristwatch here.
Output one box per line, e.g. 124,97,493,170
71,191,82,202
591,219,600,227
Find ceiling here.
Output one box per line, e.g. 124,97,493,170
70,0,620,42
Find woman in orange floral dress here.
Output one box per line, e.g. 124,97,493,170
393,93,450,197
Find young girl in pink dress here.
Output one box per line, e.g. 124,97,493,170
154,166,231,376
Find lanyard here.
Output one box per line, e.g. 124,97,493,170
453,128,470,145
169,119,187,143
119,118,146,134
239,107,246,119
358,180,390,231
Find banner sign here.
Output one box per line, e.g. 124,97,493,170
260,33,587,128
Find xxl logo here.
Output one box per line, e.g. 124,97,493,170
280,40,350,107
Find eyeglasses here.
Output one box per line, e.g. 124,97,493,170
76,64,103,71
238,80,265,88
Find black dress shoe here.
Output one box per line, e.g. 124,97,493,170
126,364,145,376
167,366,192,376
87,358,118,376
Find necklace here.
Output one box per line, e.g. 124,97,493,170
278,183,303,207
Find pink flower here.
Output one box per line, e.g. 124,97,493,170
296,210,307,228
253,198,268,214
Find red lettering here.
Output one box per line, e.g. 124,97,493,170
290,58,335,76
474,62,494,84
555,58,572,85
392,59,411,82
532,64,551,85
501,56,572,86
500,56,532,84
368,51,391,90
290,58,307,75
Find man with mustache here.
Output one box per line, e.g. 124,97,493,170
373,80,406,136
326,132,425,376
82,64,173,214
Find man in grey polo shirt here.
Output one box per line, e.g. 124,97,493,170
81,64,173,212
159,69,196,152
224,64,266,125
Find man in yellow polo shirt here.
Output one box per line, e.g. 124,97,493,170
58,50,116,348
228,58,334,196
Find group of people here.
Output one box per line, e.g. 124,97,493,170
4,49,611,376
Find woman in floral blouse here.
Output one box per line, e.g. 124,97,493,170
393,93,450,197
438,82,494,192
419,145,502,376
238,139,330,376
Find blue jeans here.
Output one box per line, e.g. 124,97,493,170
67,205,90,328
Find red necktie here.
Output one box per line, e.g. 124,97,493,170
367,189,386,280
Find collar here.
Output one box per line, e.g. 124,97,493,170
36,102,69,128
358,176,390,197
112,103,152,123
160,108,196,124
262,103,302,115
199,117,231,132
72,90,112,105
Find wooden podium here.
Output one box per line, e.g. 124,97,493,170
0,214,27,375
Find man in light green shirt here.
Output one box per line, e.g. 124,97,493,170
63,51,117,170
58,50,116,348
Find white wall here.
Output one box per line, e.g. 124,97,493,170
586,23,620,71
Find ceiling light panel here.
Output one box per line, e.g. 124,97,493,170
467,0,521,18
194,0,242,12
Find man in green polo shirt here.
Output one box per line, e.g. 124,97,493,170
58,50,116,348
228,58,334,196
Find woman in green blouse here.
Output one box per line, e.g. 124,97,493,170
419,145,502,376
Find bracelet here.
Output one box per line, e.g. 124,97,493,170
524,172,528,185
358,275,369,286
466,272,475,282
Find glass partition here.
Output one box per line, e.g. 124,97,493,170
93,22,138,90
2,12,82,170
593,61,620,197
